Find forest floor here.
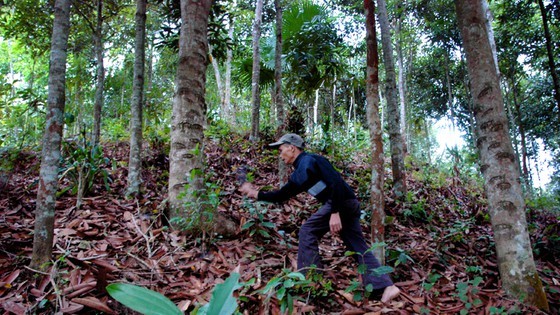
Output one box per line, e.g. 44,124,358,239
0,134,559,315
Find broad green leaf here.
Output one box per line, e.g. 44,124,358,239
277,286,286,300
456,282,468,291
357,264,367,275
345,280,361,293
286,272,305,281
370,266,394,276
261,221,276,228
106,283,182,315
261,277,281,294
203,272,241,315
471,276,483,287
241,221,255,230
258,229,271,238
287,293,294,315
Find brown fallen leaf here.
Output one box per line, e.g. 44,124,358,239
72,296,115,314
60,301,84,314
341,309,366,315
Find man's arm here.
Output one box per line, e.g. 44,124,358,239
239,180,301,203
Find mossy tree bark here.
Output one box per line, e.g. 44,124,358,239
127,0,146,197
31,0,72,270
455,0,549,311
168,0,236,236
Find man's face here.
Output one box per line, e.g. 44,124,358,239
278,144,298,165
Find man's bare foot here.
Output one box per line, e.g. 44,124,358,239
381,285,400,303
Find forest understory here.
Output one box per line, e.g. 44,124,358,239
0,135,559,315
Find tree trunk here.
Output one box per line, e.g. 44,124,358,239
224,18,234,126
93,0,105,145
209,47,224,110
376,0,407,197
145,33,154,114
395,8,408,153
127,0,146,197
313,89,319,136
537,0,560,117
510,78,530,186
455,0,549,311
330,79,336,154
274,0,288,185
168,0,236,236
249,0,264,141
168,0,211,218
365,0,385,264
31,0,71,270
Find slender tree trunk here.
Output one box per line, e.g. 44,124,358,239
31,0,71,270
424,118,432,165
93,0,105,145
347,94,353,137
376,0,406,197
510,79,530,185
313,89,319,136
455,0,549,311
274,0,288,185
168,0,236,236
250,0,264,141
145,33,154,116
209,47,224,110
127,0,146,197
365,0,385,264
537,0,560,117
224,18,234,126
395,8,408,153
482,0,499,76
330,79,336,154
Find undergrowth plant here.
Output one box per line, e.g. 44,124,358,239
107,272,241,315
170,174,222,249
58,136,110,208
386,247,415,267
259,268,334,315
402,191,431,222
241,199,276,239
344,243,395,301
454,276,484,315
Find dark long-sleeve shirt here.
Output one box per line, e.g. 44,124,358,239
257,152,356,212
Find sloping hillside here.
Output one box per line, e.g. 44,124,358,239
0,135,558,314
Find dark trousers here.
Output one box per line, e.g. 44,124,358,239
297,199,393,290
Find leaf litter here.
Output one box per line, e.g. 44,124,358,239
0,137,558,314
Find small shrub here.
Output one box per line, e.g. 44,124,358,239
259,268,334,315
58,138,110,207
241,200,276,240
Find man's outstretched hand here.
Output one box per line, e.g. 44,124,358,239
239,182,258,199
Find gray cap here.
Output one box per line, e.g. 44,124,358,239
269,133,305,149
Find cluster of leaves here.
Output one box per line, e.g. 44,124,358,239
241,200,276,239
58,139,111,198
171,175,222,238
260,269,316,315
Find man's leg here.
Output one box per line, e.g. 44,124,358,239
297,203,331,272
339,200,397,301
